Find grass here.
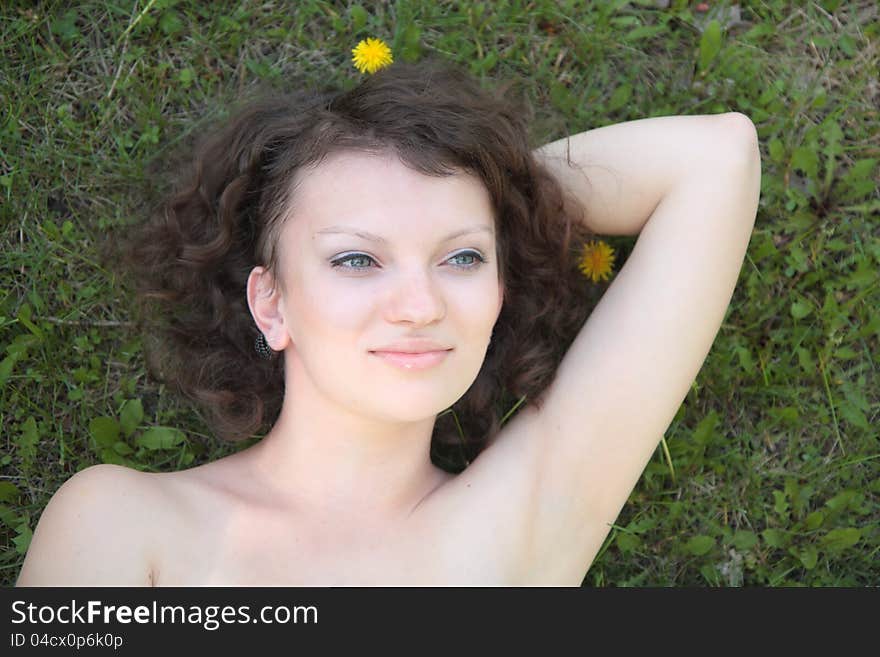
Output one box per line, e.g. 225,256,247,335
1,0,878,586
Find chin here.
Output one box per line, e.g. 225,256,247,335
370,383,472,422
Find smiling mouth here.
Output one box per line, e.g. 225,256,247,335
369,349,452,370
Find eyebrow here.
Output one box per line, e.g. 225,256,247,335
314,225,494,244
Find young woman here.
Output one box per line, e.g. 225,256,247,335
17,59,760,586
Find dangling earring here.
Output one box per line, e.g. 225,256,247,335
254,333,275,360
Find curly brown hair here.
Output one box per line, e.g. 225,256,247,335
109,58,603,473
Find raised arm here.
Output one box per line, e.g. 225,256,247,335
520,112,760,581
422,112,761,585
534,112,756,236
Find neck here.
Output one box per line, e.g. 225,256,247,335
243,358,453,523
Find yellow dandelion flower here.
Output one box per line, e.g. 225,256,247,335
578,240,616,283
351,37,393,74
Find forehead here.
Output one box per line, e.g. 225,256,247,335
287,151,494,233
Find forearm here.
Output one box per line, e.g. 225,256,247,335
533,112,755,236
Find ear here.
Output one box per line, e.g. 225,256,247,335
246,266,291,351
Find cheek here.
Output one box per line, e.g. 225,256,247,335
301,279,373,332
451,282,502,337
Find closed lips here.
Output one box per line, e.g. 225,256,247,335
370,340,452,353
371,349,452,354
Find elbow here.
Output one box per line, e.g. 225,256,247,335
719,113,762,225
719,112,760,162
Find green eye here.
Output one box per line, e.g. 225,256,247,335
448,250,487,269
330,253,376,270
330,250,487,272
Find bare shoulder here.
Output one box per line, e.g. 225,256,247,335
16,464,159,586
412,413,550,583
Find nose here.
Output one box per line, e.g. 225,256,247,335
384,268,446,326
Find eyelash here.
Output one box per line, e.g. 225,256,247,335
330,249,488,272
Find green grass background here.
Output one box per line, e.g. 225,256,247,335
1,0,877,586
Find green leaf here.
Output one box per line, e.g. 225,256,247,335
608,84,632,112
0,355,17,388
825,490,856,513
698,20,722,72
838,34,857,58
16,302,44,340
743,23,774,41
477,50,498,74
732,530,758,551
350,5,368,33
838,400,868,430
785,243,810,274
137,426,185,450
699,563,721,585
609,13,638,27
769,406,799,424
217,15,242,32
834,346,858,360
822,118,844,151
178,68,195,87
159,10,184,36
767,138,785,162
839,158,877,197
627,516,657,534
99,448,127,465
12,522,32,555
50,10,80,41
820,528,860,553
89,416,120,448
773,489,789,516
798,546,818,570
616,532,641,554
550,81,576,114
841,384,870,413
734,345,755,374
624,25,666,42
791,146,819,179
790,299,812,320
18,416,39,462
0,504,22,529
692,410,720,446
843,257,877,291
119,339,141,362
42,220,61,241
245,58,272,79
119,399,144,438
0,481,21,503
762,528,787,548
795,347,815,374
400,23,421,63
685,535,715,556
805,510,825,530
113,441,134,456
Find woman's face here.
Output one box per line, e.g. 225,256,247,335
271,150,504,421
